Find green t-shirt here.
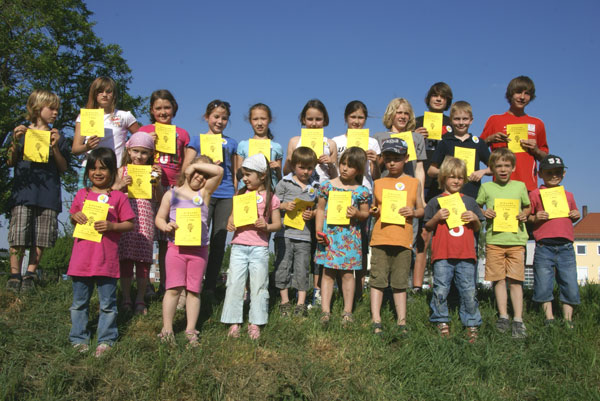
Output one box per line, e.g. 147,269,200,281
476,180,530,246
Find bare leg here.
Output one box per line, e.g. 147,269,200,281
185,291,201,332
413,229,431,288
27,246,43,273
9,246,24,274
370,286,384,323
563,303,574,321
508,278,523,320
493,279,508,317
280,288,290,304
392,288,407,325
320,269,336,313
297,290,307,305
542,301,554,320
340,271,355,314
162,287,183,333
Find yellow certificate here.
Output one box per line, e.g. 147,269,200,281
283,198,315,231
390,131,417,161
73,200,110,243
300,128,324,158
493,198,520,233
200,134,223,162
346,129,369,151
506,124,528,154
437,193,467,229
423,111,443,140
174,208,202,246
381,189,407,225
454,147,476,177
327,190,351,225
540,186,570,219
155,123,176,154
248,138,271,161
233,191,258,227
127,164,152,199
80,109,105,137
23,129,50,163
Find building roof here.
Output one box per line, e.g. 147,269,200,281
574,213,600,240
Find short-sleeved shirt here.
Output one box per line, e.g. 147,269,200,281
529,185,577,242
231,191,280,247
187,134,238,198
138,124,190,187
9,133,71,212
274,173,320,241
424,193,484,261
480,112,549,191
373,131,427,179
476,180,530,245
415,114,452,199
332,134,381,190
237,138,284,189
430,133,491,199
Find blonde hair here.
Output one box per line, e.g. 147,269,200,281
176,155,214,187
26,89,60,123
449,101,473,120
489,148,516,169
382,98,415,131
438,157,467,188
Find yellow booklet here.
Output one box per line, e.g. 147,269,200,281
248,138,271,161
73,200,110,243
23,129,50,163
174,208,202,246
327,190,351,225
390,131,417,161
506,124,528,154
423,111,443,140
200,134,223,162
283,198,315,231
233,191,258,227
454,147,476,177
127,164,152,199
155,123,176,154
540,186,570,219
493,198,520,232
437,192,468,229
381,189,407,225
300,128,324,158
80,109,105,137
346,129,369,151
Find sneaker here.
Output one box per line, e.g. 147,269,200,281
95,343,111,358
512,321,527,338
279,302,292,317
294,303,308,317
228,324,241,338
248,324,260,340
466,326,479,343
20,275,35,293
496,317,510,333
6,278,21,293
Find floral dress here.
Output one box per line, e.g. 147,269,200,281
314,181,371,270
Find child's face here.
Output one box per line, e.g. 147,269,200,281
346,109,366,130
392,104,410,132
151,99,174,125
491,158,515,184
89,160,111,189
339,161,358,182
242,169,264,191
539,167,565,188
293,163,315,183
96,88,114,110
189,171,207,191
39,105,58,126
128,146,152,165
444,173,465,194
383,152,407,176
428,94,447,112
302,108,325,128
451,110,473,136
205,106,229,134
510,90,531,111
250,109,270,136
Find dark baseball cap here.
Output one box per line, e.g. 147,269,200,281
539,154,567,170
381,138,408,155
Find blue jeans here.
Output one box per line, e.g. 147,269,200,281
69,276,118,346
220,245,270,325
430,259,482,327
532,243,580,305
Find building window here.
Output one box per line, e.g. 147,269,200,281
576,245,587,255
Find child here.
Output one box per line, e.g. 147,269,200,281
315,147,371,325
274,147,319,317
6,89,70,292
369,138,424,335
424,157,484,340
476,148,531,338
113,132,163,315
68,148,135,357
221,154,282,339
182,100,238,298
480,76,549,192
155,157,223,346
528,155,580,327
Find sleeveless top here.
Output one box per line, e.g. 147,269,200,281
168,188,210,246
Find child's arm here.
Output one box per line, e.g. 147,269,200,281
226,213,236,232
415,161,426,201
469,167,491,182
520,139,547,161
569,208,581,223
94,218,134,233
518,205,531,222
50,129,68,173
366,150,380,180
186,162,224,204
71,211,87,226
155,191,178,233
7,125,27,167
180,146,198,177
151,164,164,201
425,208,449,231
256,205,283,233
302,207,316,221
112,167,131,192
231,151,239,189
72,122,100,155
270,158,283,182
323,139,338,179
346,202,370,221
315,197,326,243
427,163,440,178
461,211,481,231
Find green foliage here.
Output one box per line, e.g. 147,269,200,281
39,234,74,280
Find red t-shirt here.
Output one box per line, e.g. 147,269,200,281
529,186,577,242
138,124,190,186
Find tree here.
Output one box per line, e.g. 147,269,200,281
0,0,144,213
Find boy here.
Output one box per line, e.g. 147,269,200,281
528,155,580,327
476,148,531,338
424,157,484,341
481,76,548,192
369,138,424,334
6,89,70,292
274,147,319,316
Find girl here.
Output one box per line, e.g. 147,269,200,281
68,148,135,357
182,100,238,298
138,90,191,297
113,132,163,315
236,103,284,189
155,156,223,347
221,154,282,340
315,147,371,325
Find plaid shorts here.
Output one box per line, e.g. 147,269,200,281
8,205,58,248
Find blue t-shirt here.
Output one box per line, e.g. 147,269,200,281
237,139,283,189
187,134,238,198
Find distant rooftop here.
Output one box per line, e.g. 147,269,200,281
574,212,600,240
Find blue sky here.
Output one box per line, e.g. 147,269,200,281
1,0,599,248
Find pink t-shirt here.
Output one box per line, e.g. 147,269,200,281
138,124,190,186
231,191,280,247
529,186,577,242
68,189,135,278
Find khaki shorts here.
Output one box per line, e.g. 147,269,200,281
369,245,412,290
485,244,525,282
8,205,58,248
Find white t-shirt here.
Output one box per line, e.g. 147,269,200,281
332,134,381,190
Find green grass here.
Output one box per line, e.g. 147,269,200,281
1,278,600,400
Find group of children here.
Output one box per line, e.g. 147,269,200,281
5,75,581,356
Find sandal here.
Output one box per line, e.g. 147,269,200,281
157,330,175,344
372,322,383,336
247,324,261,340
466,326,478,343
341,312,354,327
73,343,89,353
228,324,241,338
437,322,450,338
279,302,292,317
185,329,200,348
134,301,147,316
95,343,111,358
320,312,331,326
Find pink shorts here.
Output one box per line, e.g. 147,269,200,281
165,243,208,293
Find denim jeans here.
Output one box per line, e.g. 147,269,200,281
69,276,118,345
532,243,580,305
430,259,482,327
220,245,270,325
